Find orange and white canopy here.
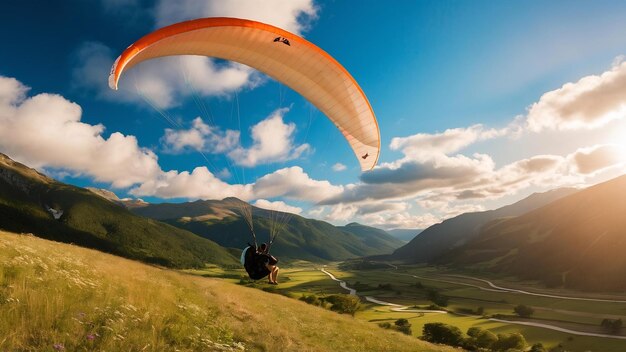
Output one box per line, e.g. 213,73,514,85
109,17,380,171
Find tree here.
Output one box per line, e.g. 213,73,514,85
601,318,623,334
492,332,527,351
299,294,323,306
421,323,463,347
426,289,449,307
394,318,412,335
467,327,482,338
530,342,547,352
513,304,534,318
475,330,498,349
325,294,361,316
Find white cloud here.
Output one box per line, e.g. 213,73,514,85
0,76,161,188
227,108,310,167
253,199,302,214
362,211,440,230
73,42,255,109
527,61,626,131
389,124,507,160
162,117,240,154
253,166,343,202
129,166,253,200
332,163,347,171
155,0,318,34
569,144,624,174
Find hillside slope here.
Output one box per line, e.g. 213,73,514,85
0,230,454,352
387,228,423,242
0,153,236,268
133,200,401,261
391,188,578,263
439,174,626,291
336,222,405,251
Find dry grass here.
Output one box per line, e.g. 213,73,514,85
0,231,456,352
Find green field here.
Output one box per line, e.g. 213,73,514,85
190,261,626,352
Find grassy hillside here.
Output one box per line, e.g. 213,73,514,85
0,153,237,268
0,230,454,352
133,199,401,262
391,188,578,263
439,174,626,291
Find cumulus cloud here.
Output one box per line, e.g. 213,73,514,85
389,124,507,160
253,199,302,214
72,42,255,109
569,144,624,174
227,108,310,167
154,0,318,34
357,202,408,215
362,211,440,230
0,76,161,188
323,117,626,207
161,117,239,154
130,166,252,200
253,166,343,202
332,163,347,171
527,61,626,131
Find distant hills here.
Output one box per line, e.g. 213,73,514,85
337,222,405,250
0,153,237,268
0,153,404,267
391,187,578,263
438,175,626,291
132,201,404,262
387,228,423,242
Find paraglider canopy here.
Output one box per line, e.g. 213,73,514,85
109,17,380,171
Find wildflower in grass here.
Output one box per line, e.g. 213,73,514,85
53,343,65,351
86,333,96,341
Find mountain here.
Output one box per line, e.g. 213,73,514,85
391,187,578,263
438,174,626,291
0,153,237,268
387,228,423,242
132,201,402,261
87,188,150,209
337,222,404,251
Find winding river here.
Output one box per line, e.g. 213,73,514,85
320,267,626,340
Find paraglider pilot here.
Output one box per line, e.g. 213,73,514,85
258,243,279,284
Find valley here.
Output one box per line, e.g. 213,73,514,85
192,262,626,351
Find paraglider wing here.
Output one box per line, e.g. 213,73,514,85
109,17,380,171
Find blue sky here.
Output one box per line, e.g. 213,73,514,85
2,0,626,229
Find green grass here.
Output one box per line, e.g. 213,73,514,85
0,231,455,352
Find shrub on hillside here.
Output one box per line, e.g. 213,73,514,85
475,330,498,349
513,304,534,318
463,327,498,350
529,342,547,352
299,294,324,307
325,294,361,316
421,322,463,347
467,326,482,338
601,318,623,334
394,318,412,335
492,332,527,351
426,289,449,307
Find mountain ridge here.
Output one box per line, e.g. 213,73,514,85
391,187,579,263
0,153,237,268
